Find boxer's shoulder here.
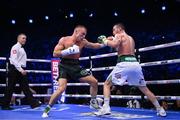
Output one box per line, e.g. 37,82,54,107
60,36,69,41
58,36,70,44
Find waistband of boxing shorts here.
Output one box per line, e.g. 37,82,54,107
117,55,137,63
60,57,80,65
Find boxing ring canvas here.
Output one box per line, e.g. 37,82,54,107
0,104,179,120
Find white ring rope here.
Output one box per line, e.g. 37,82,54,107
0,83,52,87
0,57,6,60
146,79,180,84
67,79,180,86
79,56,89,60
91,52,118,59
91,58,180,71
0,69,6,72
27,59,51,63
65,95,180,100
140,58,180,67
138,41,180,52
0,58,180,73
0,41,179,62
0,79,179,87
0,94,179,100
89,41,180,59
26,70,51,74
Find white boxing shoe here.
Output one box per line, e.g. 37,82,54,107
96,98,103,107
157,107,167,117
42,105,51,118
42,112,49,118
90,98,102,110
94,105,111,116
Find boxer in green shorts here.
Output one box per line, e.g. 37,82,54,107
42,25,105,118
58,58,90,80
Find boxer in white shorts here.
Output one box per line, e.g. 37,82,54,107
95,23,166,117
107,57,146,87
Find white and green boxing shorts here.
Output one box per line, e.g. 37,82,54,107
107,55,146,86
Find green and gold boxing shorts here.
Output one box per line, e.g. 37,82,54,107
57,58,90,81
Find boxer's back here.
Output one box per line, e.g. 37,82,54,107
117,33,135,56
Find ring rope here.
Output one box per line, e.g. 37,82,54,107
26,70,51,74
89,41,180,59
138,41,180,52
0,41,179,62
140,58,180,67
0,57,6,60
27,59,51,63
0,58,180,73
67,79,180,86
0,79,179,87
91,52,117,59
0,94,179,100
79,56,89,60
91,58,180,71
0,83,52,87
0,69,6,72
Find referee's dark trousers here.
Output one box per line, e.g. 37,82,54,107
2,64,40,108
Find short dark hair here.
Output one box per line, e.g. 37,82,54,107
17,33,26,39
114,23,125,30
74,25,86,30
74,25,87,33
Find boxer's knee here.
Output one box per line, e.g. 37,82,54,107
104,80,111,87
80,75,98,86
56,86,66,95
90,77,98,87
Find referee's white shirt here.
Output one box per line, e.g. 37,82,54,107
9,42,27,72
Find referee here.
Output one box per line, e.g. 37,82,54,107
1,33,41,110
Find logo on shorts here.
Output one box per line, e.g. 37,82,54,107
115,72,121,79
80,70,88,76
107,75,112,81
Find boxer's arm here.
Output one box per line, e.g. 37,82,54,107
106,34,121,48
53,38,65,57
61,45,80,56
107,36,114,41
84,39,105,49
